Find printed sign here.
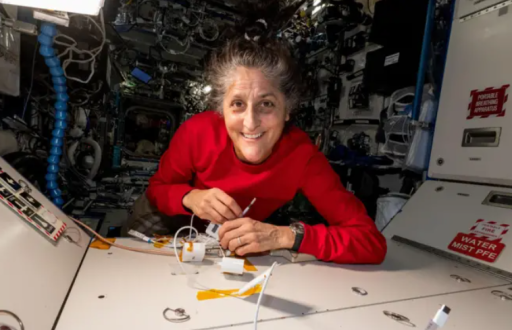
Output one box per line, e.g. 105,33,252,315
448,219,509,263
384,53,400,67
467,85,509,119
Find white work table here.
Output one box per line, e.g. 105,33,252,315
55,238,511,330
228,286,512,330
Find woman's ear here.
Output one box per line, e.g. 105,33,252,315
286,111,290,122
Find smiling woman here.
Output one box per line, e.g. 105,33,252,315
127,37,387,265
223,67,289,165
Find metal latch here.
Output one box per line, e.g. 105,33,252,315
383,310,416,327
0,310,24,330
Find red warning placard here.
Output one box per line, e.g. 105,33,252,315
448,219,509,263
467,85,509,119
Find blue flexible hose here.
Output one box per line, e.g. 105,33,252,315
38,23,68,207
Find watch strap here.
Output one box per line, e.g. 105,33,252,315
291,223,305,252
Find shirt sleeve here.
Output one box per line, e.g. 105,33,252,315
298,150,387,264
146,120,195,216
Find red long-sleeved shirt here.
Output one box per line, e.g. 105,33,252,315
147,111,387,264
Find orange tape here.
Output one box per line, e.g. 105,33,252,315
153,239,171,249
90,238,116,250
243,258,257,272
196,284,262,301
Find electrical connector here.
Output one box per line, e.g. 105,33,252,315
425,305,451,330
128,229,153,243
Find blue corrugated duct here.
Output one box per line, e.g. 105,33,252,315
38,23,69,207
412,0,437,121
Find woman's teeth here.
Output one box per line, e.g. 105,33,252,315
242,133,263,139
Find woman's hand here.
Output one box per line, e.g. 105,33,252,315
218,218,295,256
182,188,243,224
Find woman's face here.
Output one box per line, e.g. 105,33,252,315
223,67,289,165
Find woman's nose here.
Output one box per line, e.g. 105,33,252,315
243,106,260,131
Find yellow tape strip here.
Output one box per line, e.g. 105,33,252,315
243,258,257,272
196,284,262,301
153,239,171,249
90,238,116,250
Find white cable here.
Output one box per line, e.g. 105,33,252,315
82,137,102,180
160,34,191,55
172,220,230,294
53,9,106,84
254,262,278,330
189,214,195,240
198,19,219,41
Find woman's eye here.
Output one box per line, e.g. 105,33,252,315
262,101,275,108
231,101,244,108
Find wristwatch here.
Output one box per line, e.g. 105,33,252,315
290,222,305,252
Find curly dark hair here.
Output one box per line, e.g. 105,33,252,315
206,37,302,113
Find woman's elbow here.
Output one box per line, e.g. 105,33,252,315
369,232,388,264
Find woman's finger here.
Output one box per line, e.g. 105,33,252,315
206,206,227,225
218,218,247,240
221,224,253,249
215,190,243,217
228,234,253,252
235,242,260,256
211,198,237,220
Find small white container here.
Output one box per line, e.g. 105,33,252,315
181,242,206,262
218,257,245,275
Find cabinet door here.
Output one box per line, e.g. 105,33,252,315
385,180,512,276
430,2,512,186
0,158,87,330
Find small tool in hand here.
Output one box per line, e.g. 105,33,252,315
206,198,257,240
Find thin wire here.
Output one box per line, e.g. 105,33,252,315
254,262,278,330
160,34,191,55
53,9,106,84
70,217,177,256
72,216,244,300
22,41,39,119
367,0,374,15
189,213,195,239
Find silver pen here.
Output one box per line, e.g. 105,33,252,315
241,198,257,217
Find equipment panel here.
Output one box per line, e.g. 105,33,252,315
384,180,512,277
429,5,512,186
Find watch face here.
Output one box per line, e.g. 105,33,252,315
291,222,305,235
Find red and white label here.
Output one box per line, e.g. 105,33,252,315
448,219,509,263
469,219,509,240
467,85,509,119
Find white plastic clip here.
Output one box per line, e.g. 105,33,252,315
205,223,220,240
219,257,245,275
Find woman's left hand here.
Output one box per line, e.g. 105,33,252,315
218,218,295,256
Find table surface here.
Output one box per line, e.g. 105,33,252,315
55,238,510,330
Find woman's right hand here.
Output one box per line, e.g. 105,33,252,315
182,188,243,224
